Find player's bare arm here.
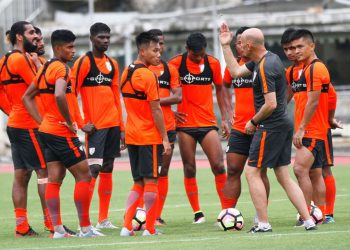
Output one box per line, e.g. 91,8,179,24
328,109,343,129
293,90,321,148
150,100,171,156
219,23,251,78
55,78,76,134
160,87,182,106
245,92,277,135
215,84,230,139
22,82,42,124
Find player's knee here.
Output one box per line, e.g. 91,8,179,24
89,164,101,178
183,164,196,178
293,166,306,178
101,158,114,173
227,164,243,177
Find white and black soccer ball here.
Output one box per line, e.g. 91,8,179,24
132,208,146,231
310,205,323,225
217,208,244,231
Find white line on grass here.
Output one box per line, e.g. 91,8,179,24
3,230,350,250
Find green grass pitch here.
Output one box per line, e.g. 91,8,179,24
0,163,349,249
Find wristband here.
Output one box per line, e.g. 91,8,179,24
250,118,258,126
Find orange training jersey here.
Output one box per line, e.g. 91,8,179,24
0,51,40,128
223,58,254,133
34,59,82,137
293,60,330,140
121,61,162,145
169,53,222,128
149,61,180,131
71,52,124,130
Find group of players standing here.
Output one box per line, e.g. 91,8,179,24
0,19,340,238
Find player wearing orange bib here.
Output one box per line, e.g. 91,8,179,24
119,31,171,236
290,29,331,221
71,22,125,229
169,33,227,224
23,29,103,238
0,21,52,237
148,29,181,225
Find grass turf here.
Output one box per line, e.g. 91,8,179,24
0,163,349,249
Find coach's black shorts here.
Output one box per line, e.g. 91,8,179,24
248,128,292,168
127,144,163,181
176,126,218,144
302,137,325,169
323,128,334,167
86,126,121,166
39,132,86,168
7,127,46,171
226,129,253,156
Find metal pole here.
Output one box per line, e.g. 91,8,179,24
212,0,219,59
88,0,94,24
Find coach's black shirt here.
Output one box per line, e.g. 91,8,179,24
245,51,292,131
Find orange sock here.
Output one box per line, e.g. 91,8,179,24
215,173,227,209
45,182,62,226
144,183,158,234
74,181,91,227
14,208,29,234
43,208,53,231
123,184,143,231
324,175,336,216
98,172,113,222
156,176,168,218
89,177,97,205
222,196,238,209
184,177,200,212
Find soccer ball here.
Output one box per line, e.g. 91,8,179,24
132,208,146,231
310,205,323,225
217,208,244,231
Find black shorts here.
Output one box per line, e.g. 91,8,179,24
127,144,163,181
6,127,46,171
176,126,218,144
302,138,325,169
226,129,253,156
248,128,292,168
39,132,86,168
167,130,177,144
323,128,334,167
86,126,121,166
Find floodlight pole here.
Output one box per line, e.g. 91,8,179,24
88,0,94,50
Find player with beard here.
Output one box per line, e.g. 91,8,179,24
71,22,125,229
0,21,52,237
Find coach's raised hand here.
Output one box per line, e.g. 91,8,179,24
219,22,234,46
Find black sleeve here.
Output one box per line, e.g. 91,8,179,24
245,61,255,72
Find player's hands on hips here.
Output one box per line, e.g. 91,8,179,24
329,118,343,129
120,131,127,150
221,120,230,140
219,22,233,46
61,121,78,134
174,111,188,124
293,128,304,148
245,120,256,135
162,140,172,156
82,122,96,135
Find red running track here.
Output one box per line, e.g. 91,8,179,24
0,156,349,174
